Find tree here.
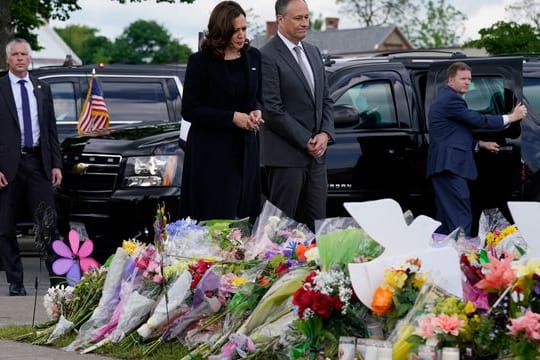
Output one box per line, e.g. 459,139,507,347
1,0,196,67
55,24,99,57
335,0,417,27
506,0,540,29
463,21,540,55
310,13,324,31
79,36,114,64
111,20,191,64
337,0,466,48
404,0,466,48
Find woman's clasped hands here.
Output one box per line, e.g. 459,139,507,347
233,110,264,132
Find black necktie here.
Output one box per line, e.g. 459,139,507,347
293,46,314,96
18,79,33,148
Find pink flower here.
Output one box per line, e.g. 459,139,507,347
508,311,540,342
475,253,516,291
416,315,439,338
229,229,242,242
52,230,100,285
436,314,465,336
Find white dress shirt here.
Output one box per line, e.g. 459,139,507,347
9,71,39,147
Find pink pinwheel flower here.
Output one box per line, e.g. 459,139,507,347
52,230,100,285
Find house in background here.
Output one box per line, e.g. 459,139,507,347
251,18,413,57
251,17,488,57
30,22,82,68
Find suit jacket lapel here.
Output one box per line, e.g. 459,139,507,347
303,42,320,101
273,37,314,102
30,78,45,131
0,75,20,127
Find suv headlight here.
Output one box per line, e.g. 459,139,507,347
123,155,178,187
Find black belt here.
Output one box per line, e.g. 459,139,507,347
21,146,40,155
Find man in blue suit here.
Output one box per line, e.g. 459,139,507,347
427,62,526,235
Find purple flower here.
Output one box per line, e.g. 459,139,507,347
52,230,100,285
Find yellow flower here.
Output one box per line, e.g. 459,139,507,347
515,259,540,278
122,240,137,255
232,276,248,287
384,269,407,290
163,260,189,279
412,273,426,289
464,301,476,314
485,232,497,246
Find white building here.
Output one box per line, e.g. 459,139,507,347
30,23,82,68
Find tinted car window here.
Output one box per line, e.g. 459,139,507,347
524,78,540,114
464,76,504,114
100,81,169,123
50,82,77,123
335,80,397,129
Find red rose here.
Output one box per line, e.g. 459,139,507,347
311,292,333,319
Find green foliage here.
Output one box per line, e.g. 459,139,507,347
9,0,80,50
463,21,540,55
55,24,98,56
1,0,196,66
310,12,323,31
405,0,466,48
385,275,420,332
78,36,114,64
506,0,540,29
111,19,192,64
336,0,417,27
337,0,465,48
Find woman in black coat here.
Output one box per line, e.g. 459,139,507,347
180,1,263,222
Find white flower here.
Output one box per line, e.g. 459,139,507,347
304,247,319,262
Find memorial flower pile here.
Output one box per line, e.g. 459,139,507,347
23,202,540,360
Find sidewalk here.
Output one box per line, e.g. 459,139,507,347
0,255,114,359
0,296,113,359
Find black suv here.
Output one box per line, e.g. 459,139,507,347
31,64,186,258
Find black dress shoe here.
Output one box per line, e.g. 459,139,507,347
9,283,27,296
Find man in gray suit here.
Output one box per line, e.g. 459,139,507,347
260,0,334,230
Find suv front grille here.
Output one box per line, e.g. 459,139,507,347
61,153,122,196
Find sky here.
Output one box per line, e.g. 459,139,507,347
50,0,513,52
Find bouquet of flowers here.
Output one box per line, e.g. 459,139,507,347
244,201,314,260
290,268,353,359
370,258,425,333
406,296,472,351
43,285,75,321
507,310,540,359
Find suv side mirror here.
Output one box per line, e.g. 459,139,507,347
333,104,360,128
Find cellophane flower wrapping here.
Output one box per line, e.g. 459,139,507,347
315,217,384,269
244,200,314,260
477,208,527,257
164,218,222,260
159,266,223,343
64,247,129,351
43,285,75,321
387,280,451,359
136,269,193,340
460,208,524,310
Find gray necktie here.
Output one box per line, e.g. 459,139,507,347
293,46,314,96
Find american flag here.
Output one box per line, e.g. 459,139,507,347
77,73,110,135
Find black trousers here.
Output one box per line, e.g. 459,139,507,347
0,153,56,285
265,159,327,231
